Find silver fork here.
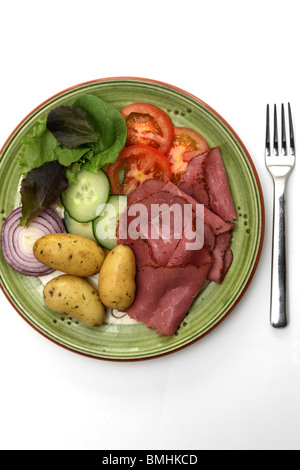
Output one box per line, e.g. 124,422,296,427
265,103,295,328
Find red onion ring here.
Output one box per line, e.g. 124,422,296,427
1,207,66,276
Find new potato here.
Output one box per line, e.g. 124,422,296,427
44,275,105,327
33,233,105,277
99,244,136,310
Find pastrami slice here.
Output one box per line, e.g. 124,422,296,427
127,179,165,207
177,153,210,207
208,231,233,284
204,147,237,222
162,181,233,235
126,263,212,336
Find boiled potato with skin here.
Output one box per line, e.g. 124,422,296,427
99,244,136,310
43,275,105,327
33,233,105,277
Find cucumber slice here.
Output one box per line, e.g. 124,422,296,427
93,195,127,250
64,210,97,242
61,169,110,223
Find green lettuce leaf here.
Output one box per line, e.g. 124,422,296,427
17,118,58,176
65,162,82,185
64,149,95,184
54,145,92,166
72,94,127,172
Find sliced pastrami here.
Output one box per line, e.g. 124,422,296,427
204,147,237,222
208,231,233,284
177,153,210,207
116,147,236,335
162,181,233,235
127,179,166,207
126,260,212,336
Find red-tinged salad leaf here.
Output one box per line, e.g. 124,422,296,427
20,161,68,227
46,105,100,149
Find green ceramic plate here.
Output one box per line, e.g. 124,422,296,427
0,77,264,361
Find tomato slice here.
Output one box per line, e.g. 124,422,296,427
166,127,209,182
107,145,172,196
120,103,174,155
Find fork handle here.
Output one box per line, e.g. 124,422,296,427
270,178,288,328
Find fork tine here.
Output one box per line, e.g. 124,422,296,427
288,103,295,155
265,104,271,156
273,104,279,156
281,104,287,156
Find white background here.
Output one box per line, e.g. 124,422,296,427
0,0,299,451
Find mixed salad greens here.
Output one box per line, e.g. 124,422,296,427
18,94,127,227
